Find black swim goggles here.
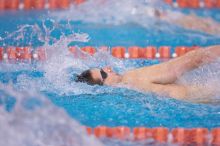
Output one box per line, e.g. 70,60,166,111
100,69,108,81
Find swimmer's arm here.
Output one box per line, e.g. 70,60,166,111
146,83,188,99
176,14,220,35
142,46,220,84
136,54,195,85
157,10,220,35
146,83,215,103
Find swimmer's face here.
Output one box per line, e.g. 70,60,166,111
90,67,120,86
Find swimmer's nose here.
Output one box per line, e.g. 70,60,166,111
103,67,112,73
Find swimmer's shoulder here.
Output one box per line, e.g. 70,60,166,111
121,67,153,85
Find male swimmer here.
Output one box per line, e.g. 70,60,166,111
76,46,220,102
145,7,220,35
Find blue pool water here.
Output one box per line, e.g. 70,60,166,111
1,0,220,145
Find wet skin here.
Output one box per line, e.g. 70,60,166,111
89,45,220,102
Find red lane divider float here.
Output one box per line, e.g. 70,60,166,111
0,46,201,62
86,127,92,135
24,0,45,10
1,0,220,10
172,128,189,144
175,46,199,57
49,0,70,9
0,47,3,60
111,45,199,59
212,128,220,145
94,126,113,138
128,46,140,59
164,0,220,8
189,128,209,145
0,0,86,10
112,46,126,58
81,46,96,55
5,0,19,9
0,47,46,62
128,46,157,59
0,0,20,10
112,126,131,140
204,0,220,8
176,0,200,8
85,126,220,145
152,127,169,143
158,46,171,59
74,0,86,5
143,46,157,59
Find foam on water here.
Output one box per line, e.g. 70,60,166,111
0,21,105,146
1,18,220,101
178,59,220,103
1,1,220,145
42,0,220,99
0,84,103,146
0,19,135,96
52,0,220,37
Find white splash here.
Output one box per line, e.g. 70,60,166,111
52,0,220,37
52,0,163,25
0,84,103,146
178,59,220,103
42,40,128,95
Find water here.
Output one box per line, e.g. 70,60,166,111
1,0,220,145
0,84,103,146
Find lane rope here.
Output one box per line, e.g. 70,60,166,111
0,0,85,10
0,47,219,144
0,46,200,62
85,126,220,145
1,0,220,10
164,0,220,8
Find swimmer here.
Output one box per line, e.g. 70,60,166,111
145,7,220,35
76,45,220,102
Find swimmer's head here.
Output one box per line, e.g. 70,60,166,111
75,67,122,86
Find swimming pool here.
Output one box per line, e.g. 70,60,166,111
1,0,220,146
